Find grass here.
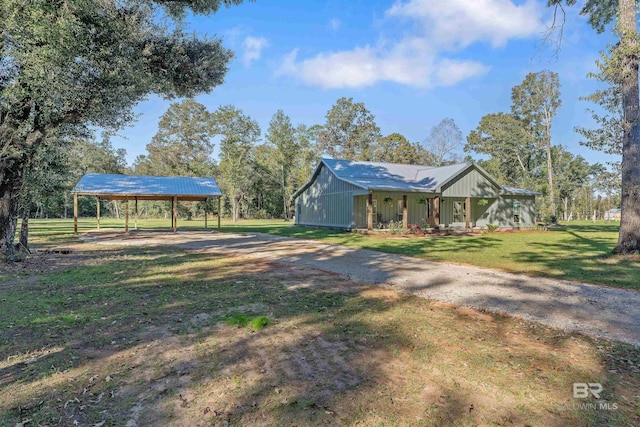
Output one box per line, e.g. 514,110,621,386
20,218,640,290
0,238,639,425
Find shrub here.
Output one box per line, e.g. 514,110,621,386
250,316,270,331
388,220,403,235
226,314,249,327
407,224,424,235
486,224,499,233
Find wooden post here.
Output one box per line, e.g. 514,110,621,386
73,193,78,235
367,193,373,230
125,198,129,233
402,195,408,229
173,196,177,233
217,196,221,232
204,198,208,229
433,197,440,227
134,198,138,230
96,196,100,230
465,196,471,229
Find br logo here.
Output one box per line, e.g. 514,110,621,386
573,383,603,399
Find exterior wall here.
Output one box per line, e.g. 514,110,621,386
439,195,536,228
442,168,500,198
295,165,363,228
353,191,434,228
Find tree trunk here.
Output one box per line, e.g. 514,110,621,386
545,133,555,216
0,176,20,260
614,0,640,254
282,165,289,221
113,200,119,219
233,197,239,222
19,204,29,253
563,197,568,221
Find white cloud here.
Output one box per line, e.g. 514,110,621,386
328,18,341,31
387,0,545,49
242,36,269,67
276,0,545,89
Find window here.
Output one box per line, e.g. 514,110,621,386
513,200,521,223
453,201,465,223
397,199,403,221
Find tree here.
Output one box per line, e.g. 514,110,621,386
548,0,640,253
424,118,463,166
0,0,242,259
139,99,216,177
265,110,298,220
317,97,380,161
465,113,539,187
212,105,260,222
373,133,428,164
553,146,593,221
511,70,561,217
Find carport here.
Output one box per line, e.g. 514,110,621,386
71,174,223,234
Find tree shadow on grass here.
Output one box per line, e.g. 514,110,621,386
0,245,635,426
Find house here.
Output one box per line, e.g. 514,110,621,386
292,158,540,230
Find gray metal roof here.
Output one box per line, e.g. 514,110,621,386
322,158,471,192
502,186,541,196
293,158,540,198
72,174,222,198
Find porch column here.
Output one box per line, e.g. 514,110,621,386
73,193,78,235
204,198,208,229
402,195,408,229
367,193,373,230
433,197,440,227
172,196,177,233
217,196,221,232
134,198,138,230
125,198,129,233
465,196,471,229
96,196,100,230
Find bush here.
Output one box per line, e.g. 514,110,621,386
250,316,271,331
388,220,403,235
544,215,557,224
486,224,499,233
407,224,424,235
225,314,249,327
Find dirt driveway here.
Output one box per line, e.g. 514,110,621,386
81,230,640,347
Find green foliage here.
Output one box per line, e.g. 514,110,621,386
250,316,271,331
136,99,216,177
373,133,429,165
317,97,380,161
486,224,499,233
212,105,261,222
0,0,243,257
226,314,249,327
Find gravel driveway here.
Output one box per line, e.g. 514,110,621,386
82,230,640,347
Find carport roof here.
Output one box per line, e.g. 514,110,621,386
72,174,222,201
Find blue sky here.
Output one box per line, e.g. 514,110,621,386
112,0,618,167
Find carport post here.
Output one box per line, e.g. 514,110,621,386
134,198,138,230
402,195,408,229
125,198,129,233
73,193,78,235
367,193,373,230
172,196,177,233
96,197,100,230
217,196,221,232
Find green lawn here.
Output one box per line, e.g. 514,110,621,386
23,218,640,290
2,238,639,425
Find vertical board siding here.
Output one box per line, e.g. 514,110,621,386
473,196,536,228
295,166,361,228
442,168,500,198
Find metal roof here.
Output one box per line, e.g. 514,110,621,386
72,174,222,198
293,158,540,198
502,186,541,196
323,158,470,192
